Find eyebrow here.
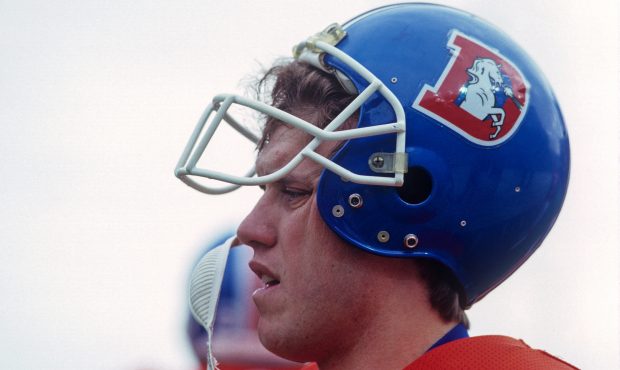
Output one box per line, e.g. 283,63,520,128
255,163,324,188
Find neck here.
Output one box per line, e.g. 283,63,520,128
316,263,458,370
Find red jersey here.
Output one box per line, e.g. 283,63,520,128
300,336,577,370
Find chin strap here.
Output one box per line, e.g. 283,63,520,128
188,236,239,370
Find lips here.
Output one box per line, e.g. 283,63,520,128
250,260,281,291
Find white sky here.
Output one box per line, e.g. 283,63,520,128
1,0,618,369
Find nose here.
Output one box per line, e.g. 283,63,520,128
237,191,277,250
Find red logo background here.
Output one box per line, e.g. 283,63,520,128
413,32,529,145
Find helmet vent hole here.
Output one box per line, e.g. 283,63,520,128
398,166,433,205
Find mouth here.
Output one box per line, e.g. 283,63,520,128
260,274,280,289
250,260,281,293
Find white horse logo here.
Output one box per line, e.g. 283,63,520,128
459,58,517,139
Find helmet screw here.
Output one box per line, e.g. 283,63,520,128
515,186,521,193
403,234,419,249
377,231,390,243
332,205,344,218
390,77,398,84
460,220,467,227
348,193,363,208
371,155,385,169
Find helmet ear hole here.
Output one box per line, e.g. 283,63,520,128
398,166,433,205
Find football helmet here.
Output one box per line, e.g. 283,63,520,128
175,4,570,307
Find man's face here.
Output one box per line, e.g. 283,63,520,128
236,117,383,362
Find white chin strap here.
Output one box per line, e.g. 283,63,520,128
188,236,239,370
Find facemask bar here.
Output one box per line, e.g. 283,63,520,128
175,39,406,194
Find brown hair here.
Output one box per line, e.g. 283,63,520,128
416,259,470,328
254,59,358,151
255,59,469,327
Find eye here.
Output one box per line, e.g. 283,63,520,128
279,184,312,207
282,187,310,199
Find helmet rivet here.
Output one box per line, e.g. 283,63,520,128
371,156,385,169
348,193,363,208
390,77,398,84
332,205,344,218
403,234,419,249
460,220,467,227
377,231,390,243
515,186,521,193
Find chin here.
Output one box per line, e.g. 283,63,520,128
257,323,315,363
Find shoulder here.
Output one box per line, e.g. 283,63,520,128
404,335,578,370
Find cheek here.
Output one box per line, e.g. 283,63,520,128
302,207,361,286
280,196,368,297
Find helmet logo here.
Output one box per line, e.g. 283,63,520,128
412,31,529,145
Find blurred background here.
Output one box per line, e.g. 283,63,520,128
1,0,618,369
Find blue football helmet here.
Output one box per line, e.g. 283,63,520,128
175,4,570,307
